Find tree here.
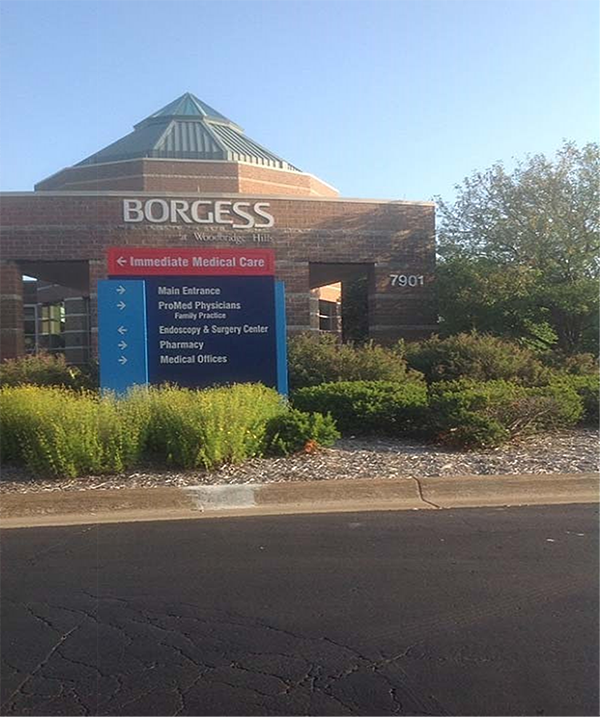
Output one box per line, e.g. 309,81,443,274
435,142,599,353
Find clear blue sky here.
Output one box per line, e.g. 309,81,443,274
0,0,598,202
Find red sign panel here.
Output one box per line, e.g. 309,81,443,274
107,247,275,276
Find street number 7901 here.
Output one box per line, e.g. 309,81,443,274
389,274,424,287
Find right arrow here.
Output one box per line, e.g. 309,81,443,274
117,301,126,310
118,356,128,365
116,285,126,295
118,340,128,350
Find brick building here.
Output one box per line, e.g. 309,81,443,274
0,92,436,364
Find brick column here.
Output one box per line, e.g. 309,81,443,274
275,260,318,335
0,261,24,360
88,258,108,359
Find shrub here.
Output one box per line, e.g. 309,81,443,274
142,383,285,469
551,374,599,425
405,332,550,385
262,409,340,456
79,360,99,390
541,351,599,376
0,385,45,463
0,352,92,389
292,380,429,435
287,333,421,389
427,379,584,448
0,383,287,477
0,386,147,477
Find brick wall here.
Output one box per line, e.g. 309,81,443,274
0,262,24,359
35,159,339,198
0,192,437,359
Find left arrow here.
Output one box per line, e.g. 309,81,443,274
117,257,127,267
117,301,126,310
118,356,128,365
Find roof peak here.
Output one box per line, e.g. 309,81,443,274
74,91,301,171
135,92,239,130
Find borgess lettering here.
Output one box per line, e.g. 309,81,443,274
123,199,274,229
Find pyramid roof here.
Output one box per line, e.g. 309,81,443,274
77,92,300,171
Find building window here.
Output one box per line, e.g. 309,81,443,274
318,300,340,332
23,305,39,354
38,303,66,352
316,282,341,333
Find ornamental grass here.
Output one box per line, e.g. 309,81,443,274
0,383,286,477
139,383,285,469
0,386,150,477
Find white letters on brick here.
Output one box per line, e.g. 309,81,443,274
123,199,274,228
122,199,144,222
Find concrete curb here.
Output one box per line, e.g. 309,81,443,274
420,473,599,508
1,473,598,529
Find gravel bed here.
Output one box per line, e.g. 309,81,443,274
1,428,598,494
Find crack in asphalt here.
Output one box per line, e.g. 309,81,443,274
0,658,24,675
2,593,453,715
21,602,64,634
228,660,291,692
18,525,97,566
1,622,83,714
171,670,212,716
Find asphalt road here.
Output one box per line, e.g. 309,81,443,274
1,504,598,716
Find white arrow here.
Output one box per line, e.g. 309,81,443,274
118,356,128,365
117,301,126,310
118,340,128,350
117,326,128,335
117,256,127,267
116,285,126,295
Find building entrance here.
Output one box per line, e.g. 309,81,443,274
309,263,373,343
18,261,91,365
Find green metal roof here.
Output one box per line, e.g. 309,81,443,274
134,93,234,128
77,92,300,171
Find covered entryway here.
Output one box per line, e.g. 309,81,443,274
309,263,374,343
2,260,92,365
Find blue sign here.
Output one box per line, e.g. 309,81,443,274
98,280,148,394
99,248,289,395
144,276,278,389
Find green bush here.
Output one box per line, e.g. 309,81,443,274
0,386,148,477
427,379,584,448
551,374,599,425
292,380,429,435
287,333,421,389
0,385,45,463
0,383,287,477
262,409,340,456
405,332,550,385
541,351,599,376
141,383,285,469
0,352,94,389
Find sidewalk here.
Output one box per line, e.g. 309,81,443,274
1,472,597,529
